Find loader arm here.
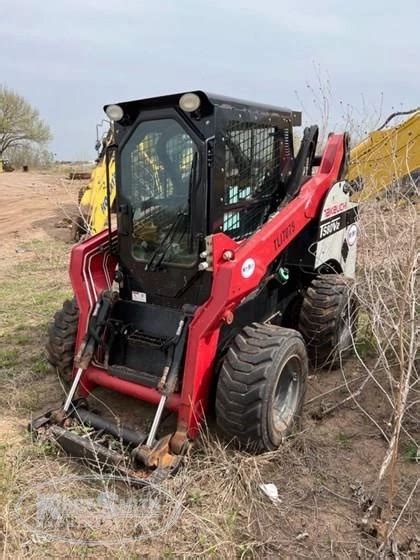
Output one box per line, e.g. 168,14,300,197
347,110,420,200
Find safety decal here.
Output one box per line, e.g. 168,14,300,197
346,223,358,246
132,291,147,302
241,258,256,279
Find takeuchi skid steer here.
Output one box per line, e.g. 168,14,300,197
32,91,359,478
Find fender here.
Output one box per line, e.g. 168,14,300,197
69,231,117,356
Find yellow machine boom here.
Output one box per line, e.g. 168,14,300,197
347,109,420,200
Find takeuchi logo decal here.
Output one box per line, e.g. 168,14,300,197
322,202,348,219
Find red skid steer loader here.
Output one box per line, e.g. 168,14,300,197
31,91,359,479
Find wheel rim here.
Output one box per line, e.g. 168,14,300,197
272,355,302,434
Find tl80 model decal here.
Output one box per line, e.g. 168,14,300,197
319,216,341,239
319,207,357,241
274,222,296,250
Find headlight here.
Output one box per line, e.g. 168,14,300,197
179,93,201,113
105,104,124,121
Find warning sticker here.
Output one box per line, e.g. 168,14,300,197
346,223,357,246
132,291,147,303
241,258,255,279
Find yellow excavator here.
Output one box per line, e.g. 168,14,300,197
74,109,419,241
347,108,420,200
71,130,116,241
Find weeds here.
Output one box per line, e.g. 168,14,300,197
0,167,418,558
403,443,420,463
336,432,353,448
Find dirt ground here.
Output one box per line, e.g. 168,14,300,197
0,171,418,559
0,171,79,268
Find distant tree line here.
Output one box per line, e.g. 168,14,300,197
0,85,53,168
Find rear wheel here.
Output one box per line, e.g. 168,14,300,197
298,274,358,369
215,323,308,451
46,299,79,385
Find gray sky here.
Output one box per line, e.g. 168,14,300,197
1,0,418,159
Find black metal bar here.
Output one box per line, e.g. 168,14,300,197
377,107,419,131
72,408,147,447
49,425,125,467
281,125,319,206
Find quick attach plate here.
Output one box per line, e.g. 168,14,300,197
29,404,184,482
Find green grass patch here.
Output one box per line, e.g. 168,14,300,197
336,432,353,448
0,237,72,409
0,348,19,369
404,442,420,462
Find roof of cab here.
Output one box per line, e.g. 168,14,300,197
105,90,302,126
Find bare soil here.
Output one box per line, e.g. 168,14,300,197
0,171,80,235
0,171,81,268
0,171,418,559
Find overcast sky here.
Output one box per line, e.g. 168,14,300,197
1,0,418,159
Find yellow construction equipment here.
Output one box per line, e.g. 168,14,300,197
347,109,420,200
72,133,116,241
73,133,163,240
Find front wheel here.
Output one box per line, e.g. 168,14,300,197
215,323,308,451
46,298,79,385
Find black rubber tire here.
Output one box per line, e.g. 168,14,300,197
215,323,308,451
46,299,79,385
298,275,358,369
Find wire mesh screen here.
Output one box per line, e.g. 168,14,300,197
223,121,285,240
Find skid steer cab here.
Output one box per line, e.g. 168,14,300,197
33,91,359,479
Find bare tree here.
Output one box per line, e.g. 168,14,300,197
0,85,52,158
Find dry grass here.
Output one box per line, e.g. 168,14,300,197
349,191,419,554
0,177,419,558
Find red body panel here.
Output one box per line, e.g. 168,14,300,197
69,134,345,438
70,232,117,346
